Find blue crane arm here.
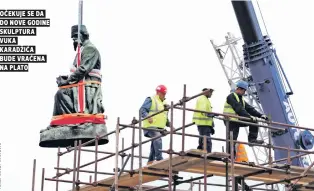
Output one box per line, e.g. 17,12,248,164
230,1,313,167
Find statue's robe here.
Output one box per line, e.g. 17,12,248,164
53,39,104,116
39,39,109,148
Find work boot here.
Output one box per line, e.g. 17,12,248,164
248,139,264,146
245,185,252,191
237,182,252,191
147,161,155,165
197,146,203,150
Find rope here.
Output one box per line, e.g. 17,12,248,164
255,0,313,167
59,80,101,89
256,0,269,36
51,113,105,120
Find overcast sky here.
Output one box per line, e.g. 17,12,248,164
0,0,313,190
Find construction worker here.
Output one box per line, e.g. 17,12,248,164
193,88,215,153
223,80,269,156
140,85,170,165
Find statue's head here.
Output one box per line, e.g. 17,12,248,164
71,25,89,51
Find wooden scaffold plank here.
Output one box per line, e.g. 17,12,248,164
148,149,314,186
78,167,170,191
76,149,314,191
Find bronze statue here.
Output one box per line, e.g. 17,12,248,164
39,25,109,148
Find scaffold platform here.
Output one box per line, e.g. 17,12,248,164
34,86,314,191
78,149,314,191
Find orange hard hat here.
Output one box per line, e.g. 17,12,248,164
156,85,167,94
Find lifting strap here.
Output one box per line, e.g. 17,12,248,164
59,80,101,89
50,113,106,126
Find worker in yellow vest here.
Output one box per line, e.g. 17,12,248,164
235,143,249,162
140,85,170,165
223,80,268,157
193,88,215,153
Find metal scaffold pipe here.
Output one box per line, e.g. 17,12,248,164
37,84,314,191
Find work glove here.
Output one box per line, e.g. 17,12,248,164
131,117,138,125
164,104,170,111
260,114,269,121
166,120,171,127
160,129,168,136
148,117,153,124
210,127,215,135
207,113,218,117
250,116,258,122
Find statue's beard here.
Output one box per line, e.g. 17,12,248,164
73,41,78,51
73,41,83,51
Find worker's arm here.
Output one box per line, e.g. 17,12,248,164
68,46,100,84
244,102,262,118
226,94,251,118
139,97,152,119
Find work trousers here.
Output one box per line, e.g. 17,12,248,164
144,127,163,162
197,125,213,153
225,120,259,157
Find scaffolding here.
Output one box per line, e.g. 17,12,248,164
31,85,314,191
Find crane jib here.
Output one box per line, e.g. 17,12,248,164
231,0,313,168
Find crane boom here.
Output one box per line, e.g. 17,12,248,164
230,0,313,167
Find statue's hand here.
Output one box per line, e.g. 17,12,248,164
60,75,68,79
56,76,69,87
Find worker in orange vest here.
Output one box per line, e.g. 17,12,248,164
235,143,249,162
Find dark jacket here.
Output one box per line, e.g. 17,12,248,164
226,93,262,118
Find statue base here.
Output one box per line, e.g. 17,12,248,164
39,122,109,148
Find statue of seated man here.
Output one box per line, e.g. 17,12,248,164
39,25,109,148
54,24,104,115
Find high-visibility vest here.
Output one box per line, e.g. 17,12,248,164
143,95,168,128
235,143,248,162
223,92,245,121
192,95,213,126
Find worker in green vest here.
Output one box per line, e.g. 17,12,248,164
223,80,268,156
193,88,215,153
140,85,170,165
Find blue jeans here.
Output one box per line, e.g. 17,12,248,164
197,126,212,153
144,128,163,162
